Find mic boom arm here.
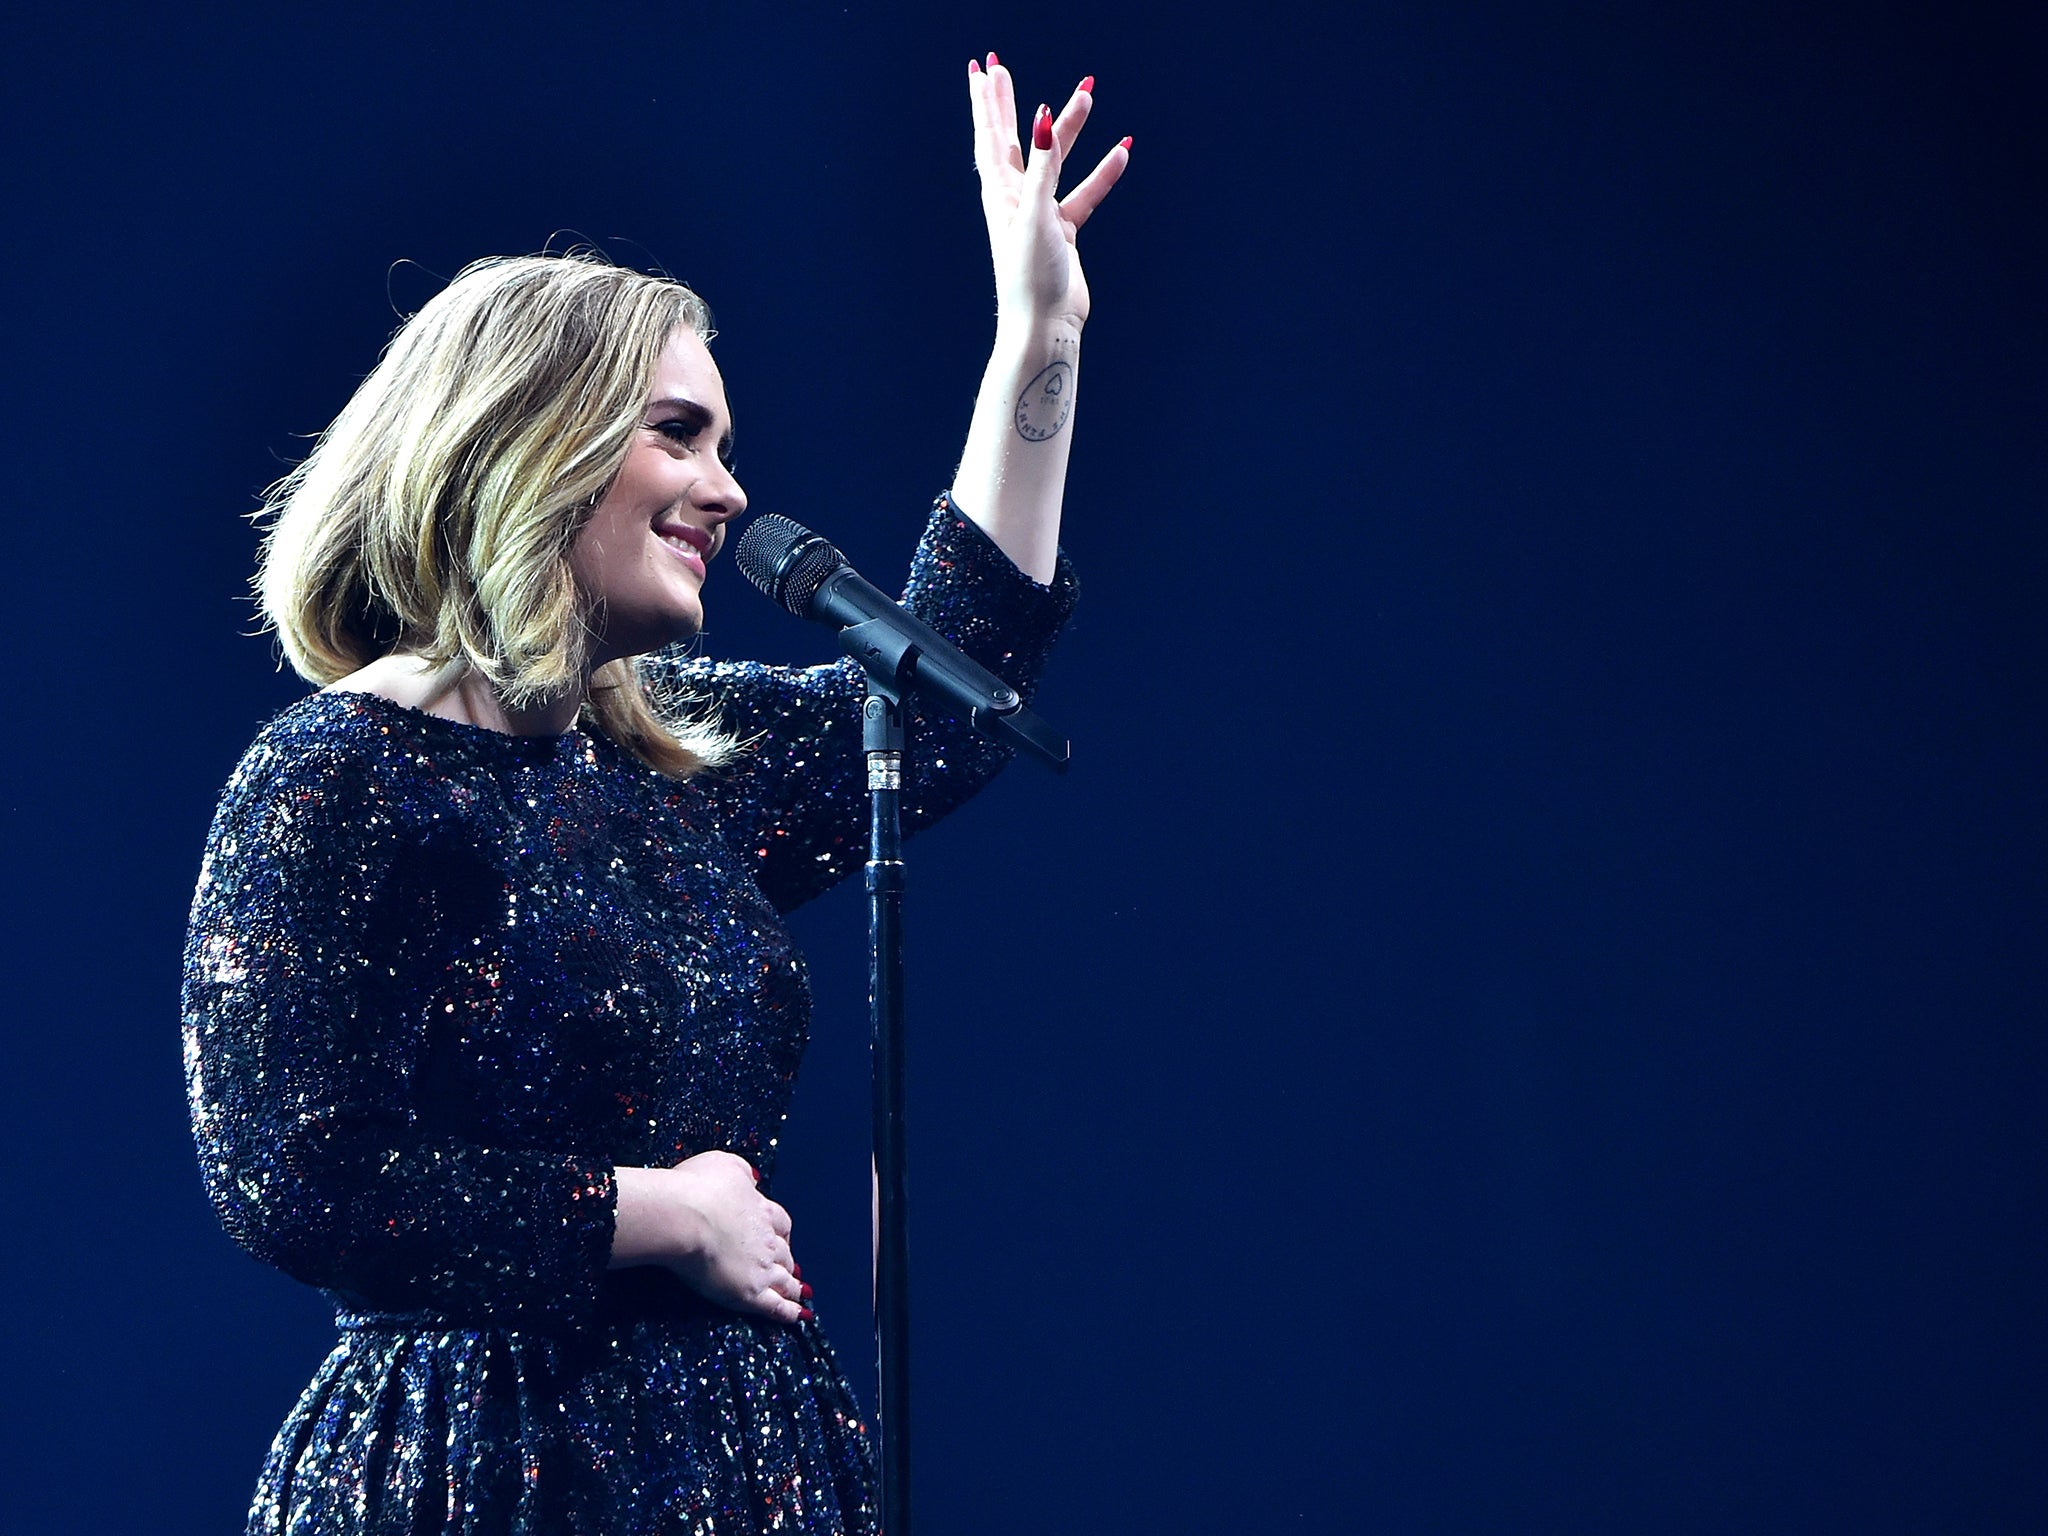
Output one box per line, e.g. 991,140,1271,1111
826,575,1070,772
737,516,1071,772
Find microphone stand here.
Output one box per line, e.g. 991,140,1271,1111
862,675,912,1535
835,614,1066,1536
839,615,919,1535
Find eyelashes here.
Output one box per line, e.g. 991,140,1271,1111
650,418,737,473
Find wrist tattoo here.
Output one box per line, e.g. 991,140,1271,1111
1013,359,1074,443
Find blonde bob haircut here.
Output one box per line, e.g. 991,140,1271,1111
257,251,732,778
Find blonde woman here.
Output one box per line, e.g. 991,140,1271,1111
184,59,1125,1534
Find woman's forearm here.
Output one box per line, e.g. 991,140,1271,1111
951,314,1083,584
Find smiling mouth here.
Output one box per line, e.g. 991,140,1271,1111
657,525,713,571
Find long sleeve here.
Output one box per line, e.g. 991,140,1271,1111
646,495,1078,912
182,717,617,1327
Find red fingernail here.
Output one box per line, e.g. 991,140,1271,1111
747,1164,759,1181
1032,106,1053,151
968,59,980,75
1079,76,1094,95
1120,135,1133,151
792,1262,802,1279
799,1306,815,1321
800,1283,814,1301
986,51,999,69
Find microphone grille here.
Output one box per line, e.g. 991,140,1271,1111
734,514,844,619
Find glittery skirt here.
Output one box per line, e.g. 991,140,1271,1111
248,1292,877,1536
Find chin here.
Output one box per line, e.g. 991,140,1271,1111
589,604,704,668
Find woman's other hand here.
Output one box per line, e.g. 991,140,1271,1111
610,1153,812,1325
969,53,1129,330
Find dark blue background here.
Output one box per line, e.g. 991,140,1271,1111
2,2,2041,1531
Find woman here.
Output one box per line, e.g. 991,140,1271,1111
184,58,1125,1534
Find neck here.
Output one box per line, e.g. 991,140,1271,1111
438,667,588,737
339,653,591,737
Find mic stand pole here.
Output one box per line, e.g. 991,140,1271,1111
862,668,911,1536
836,608,1066,1535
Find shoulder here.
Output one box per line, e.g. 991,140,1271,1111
225,690,413,794
195,693,438,914
208,691,462,855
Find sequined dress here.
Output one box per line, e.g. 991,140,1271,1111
184,503,1075,1535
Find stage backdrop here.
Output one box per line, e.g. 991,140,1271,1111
2,3,2041,1532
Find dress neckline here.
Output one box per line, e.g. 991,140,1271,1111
319,688,593,752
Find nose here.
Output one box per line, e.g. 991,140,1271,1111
697,459,747,524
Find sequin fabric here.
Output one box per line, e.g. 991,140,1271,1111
184,501,1076,1535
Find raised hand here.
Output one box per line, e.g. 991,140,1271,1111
968,53,1129,330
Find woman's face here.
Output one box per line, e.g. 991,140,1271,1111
569,327,746,665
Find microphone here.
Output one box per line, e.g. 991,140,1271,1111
733,514,1069,770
